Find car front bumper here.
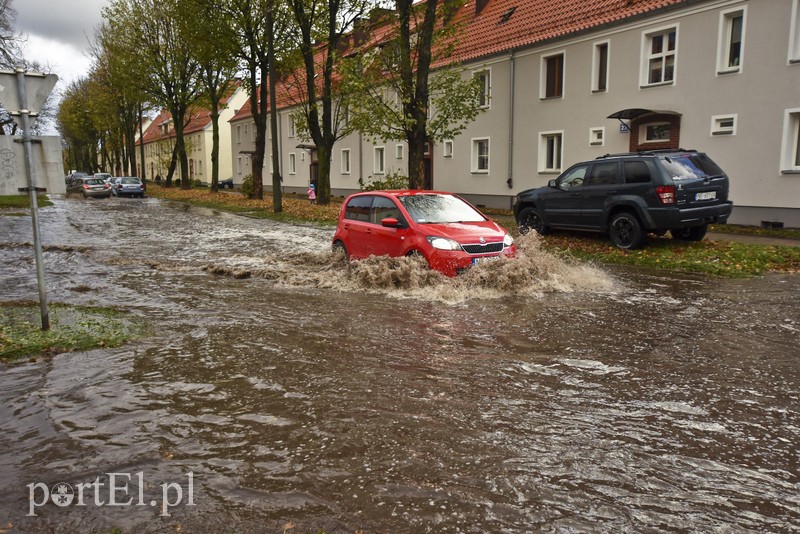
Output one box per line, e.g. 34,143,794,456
427,246,517,277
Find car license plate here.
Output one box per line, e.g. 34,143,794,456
472,255,499,265
696,191,716,201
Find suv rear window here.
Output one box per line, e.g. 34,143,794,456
624,161,652,184
659,154,724,181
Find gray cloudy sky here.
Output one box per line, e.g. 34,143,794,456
15,0,109,88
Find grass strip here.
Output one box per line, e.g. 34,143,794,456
0,195,53,209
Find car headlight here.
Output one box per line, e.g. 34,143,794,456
426,236,462,251
503,234,514,247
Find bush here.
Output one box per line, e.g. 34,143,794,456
358,170,410,191
193,179,205,188
174,178,181,187
240,174,254,198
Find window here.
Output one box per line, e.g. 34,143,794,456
289,152,296,175
624,161,653,184
236,125,241,144
371,196,403,225
593,41,609,92
345,195,372,222
539,132,563,172
396,144,404,160
586,161,619,186
718,7,745,73
471,138,490,173
542,52,565,98
374,146,385,174
640,122,671,143
288,116,296,138
474,69,491,108
237,156,242,175
781,108,800,172
711,114,737,136
341,148,351,174
643,26,677,85
790,0,800,62
590,127,605,146
558,164,588,189
443,140,453,158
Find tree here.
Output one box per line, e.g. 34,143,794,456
57,78,101,172
285,0,374,205
344,0,482,189
105,0,202,189
183,0,239,192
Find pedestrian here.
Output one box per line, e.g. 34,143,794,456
307,183,316,204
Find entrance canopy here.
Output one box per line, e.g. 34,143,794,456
607,108,682,121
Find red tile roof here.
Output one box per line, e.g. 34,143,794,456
230,0,691,122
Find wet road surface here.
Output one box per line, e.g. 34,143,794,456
0,197,798,532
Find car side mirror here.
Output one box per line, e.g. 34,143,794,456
548,179,557,188
381,217,401,228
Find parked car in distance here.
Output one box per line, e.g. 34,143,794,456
67,176,111,199
333,190,516,277
112,177,145,198
219,177,234,189
514,149,733,250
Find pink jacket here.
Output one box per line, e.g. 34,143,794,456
308,187,316,200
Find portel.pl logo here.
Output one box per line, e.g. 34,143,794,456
27,472,195,517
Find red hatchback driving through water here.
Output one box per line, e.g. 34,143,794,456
332,190,516,277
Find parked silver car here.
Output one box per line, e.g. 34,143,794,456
112,177,145,198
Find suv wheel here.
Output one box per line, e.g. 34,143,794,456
518,207,549,235
671,224,708,242
609,212,645,250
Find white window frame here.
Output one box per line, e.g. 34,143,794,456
341,148,351,175
780,108,800,173
538,131,563,173
443,140,453,158
237,156,242,175
592,40,610,93
589,127,605,146
540,50,566,99
717,6,746,74
640,122,672,143
287,116,296,138
790,0,800,63
373,146,385,175
395,144,404,160
471,137,490,174
711,114,737,136
641,24,678,87
289,152,296,175
473,68,491,109
236,125,241,144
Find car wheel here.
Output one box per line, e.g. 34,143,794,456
609,212,646,250
671,224,708,242
518,207,549,235
332,241,348,259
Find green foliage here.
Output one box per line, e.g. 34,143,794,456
241,174,254,198
0,303,136,360
0,195,53,209
358,170,410,191
193,179,205,188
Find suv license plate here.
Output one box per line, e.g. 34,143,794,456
472,256,499,265
696,191,716,201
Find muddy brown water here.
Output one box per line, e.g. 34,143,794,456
0,197,798,533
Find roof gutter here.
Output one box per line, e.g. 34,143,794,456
506,49,515,191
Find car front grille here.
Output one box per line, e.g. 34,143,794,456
462,242,504,254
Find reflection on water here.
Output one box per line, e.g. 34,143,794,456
0,198,798,532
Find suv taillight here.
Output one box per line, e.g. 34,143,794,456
656,185,675,205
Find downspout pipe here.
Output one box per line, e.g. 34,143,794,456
507,49,516,209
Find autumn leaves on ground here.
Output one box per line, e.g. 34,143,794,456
146,185,800,278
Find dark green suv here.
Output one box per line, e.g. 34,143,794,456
513,150,733,249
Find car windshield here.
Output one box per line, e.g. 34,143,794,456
120,178,140,184
398,194,485,224
659,154,724,181
85,179,103,185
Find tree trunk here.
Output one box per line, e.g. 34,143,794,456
316,145,331,205
138,103,146,181
210,96,220,193
165,143,178,186
267,5,282,213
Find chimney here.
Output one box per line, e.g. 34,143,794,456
476,0,490,15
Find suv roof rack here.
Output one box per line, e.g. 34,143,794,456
596,148,696,159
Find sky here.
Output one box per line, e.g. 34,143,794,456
15,0,109,91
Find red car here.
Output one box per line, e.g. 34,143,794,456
332,190,516,277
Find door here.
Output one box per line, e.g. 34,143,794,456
541,163,588,226
581,161,621,228
423,141,433,189
368,195,409,257
341,195,374,258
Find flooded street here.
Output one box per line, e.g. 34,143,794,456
1,197,798,533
